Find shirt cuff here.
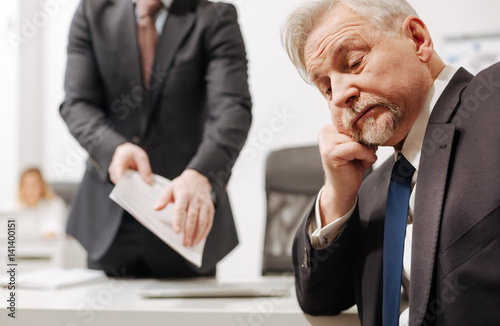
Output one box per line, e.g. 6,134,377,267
308,186,357,249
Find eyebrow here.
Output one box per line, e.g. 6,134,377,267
309,38,367,82
332,38,365,57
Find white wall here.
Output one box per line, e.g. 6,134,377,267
2,0,500,278
0,2,20,209
0,0,82,211
40,0,83,182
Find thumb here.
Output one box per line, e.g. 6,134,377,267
135,152,153,185
154,184,174,211
110,164,126,184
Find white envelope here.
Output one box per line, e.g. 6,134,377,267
109,170,205,267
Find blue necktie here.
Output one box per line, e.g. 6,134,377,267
382,154,415,326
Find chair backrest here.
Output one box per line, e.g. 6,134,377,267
50,182,79,209
262,145,324,275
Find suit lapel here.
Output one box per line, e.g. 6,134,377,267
409,68,473,325
141,4,196,136
110,0,143,96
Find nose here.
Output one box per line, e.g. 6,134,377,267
329,73,359,109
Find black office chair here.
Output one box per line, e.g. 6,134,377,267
261,145,372,275
262,145,324,275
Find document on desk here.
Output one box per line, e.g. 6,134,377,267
109,170,205,267
0,268,106,290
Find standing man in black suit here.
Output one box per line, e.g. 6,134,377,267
281,0,499,325
60,0,252,277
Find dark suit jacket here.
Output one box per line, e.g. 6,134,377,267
60,0,252,272
293,64,500,325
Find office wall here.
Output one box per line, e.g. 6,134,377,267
0,0,81,209
2,0,499,278
0,3,20,209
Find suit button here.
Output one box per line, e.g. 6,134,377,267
131,135,141,145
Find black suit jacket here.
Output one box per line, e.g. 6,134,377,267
293,64,500,325
60,0,252,271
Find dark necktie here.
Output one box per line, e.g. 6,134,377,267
136,0,163,88
382,154,415,326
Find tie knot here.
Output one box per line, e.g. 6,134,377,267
391,154,415,183
136,0,163,18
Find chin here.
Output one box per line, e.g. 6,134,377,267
355,115,398,147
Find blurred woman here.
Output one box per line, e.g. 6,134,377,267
18,167,67,240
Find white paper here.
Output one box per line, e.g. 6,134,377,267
109,170,205,267
0,268,106,290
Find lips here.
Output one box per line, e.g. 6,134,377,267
352,106,375,127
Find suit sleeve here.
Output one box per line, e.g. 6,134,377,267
186,3,252,197
59,0,127,181
293,201,359,315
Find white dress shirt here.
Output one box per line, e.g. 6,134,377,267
308,65,458,325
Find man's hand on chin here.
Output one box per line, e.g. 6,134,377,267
318,124,378,227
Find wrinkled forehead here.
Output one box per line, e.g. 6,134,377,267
307,5,375,51
304,5,375,76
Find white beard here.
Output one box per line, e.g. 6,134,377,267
341,95,403,147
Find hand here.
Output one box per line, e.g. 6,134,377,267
42,232,58,240
108,142,152,185
318,124,377,226
154,169,214,247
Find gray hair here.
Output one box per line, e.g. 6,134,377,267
281,0,418,82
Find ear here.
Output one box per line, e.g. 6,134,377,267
401,16,434,63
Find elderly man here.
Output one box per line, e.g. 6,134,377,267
282,0,499,325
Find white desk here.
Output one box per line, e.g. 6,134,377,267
0,277,359,326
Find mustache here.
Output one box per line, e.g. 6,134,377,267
341,95,398,130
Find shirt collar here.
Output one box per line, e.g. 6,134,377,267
397,65,458,172
131,0,173,9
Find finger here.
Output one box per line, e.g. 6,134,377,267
109,143,135,184
109,160,126,184
134,151,153,185
183,202,200,247
318,124,359,163
333,142,378,165
191,203,210,246
154,185,173,211
199,204,215,245
108,166,117,184
360,158,375,170
172,194,188,234
319,124,355,146
320,122,341,134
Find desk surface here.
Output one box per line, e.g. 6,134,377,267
0,276,359,326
